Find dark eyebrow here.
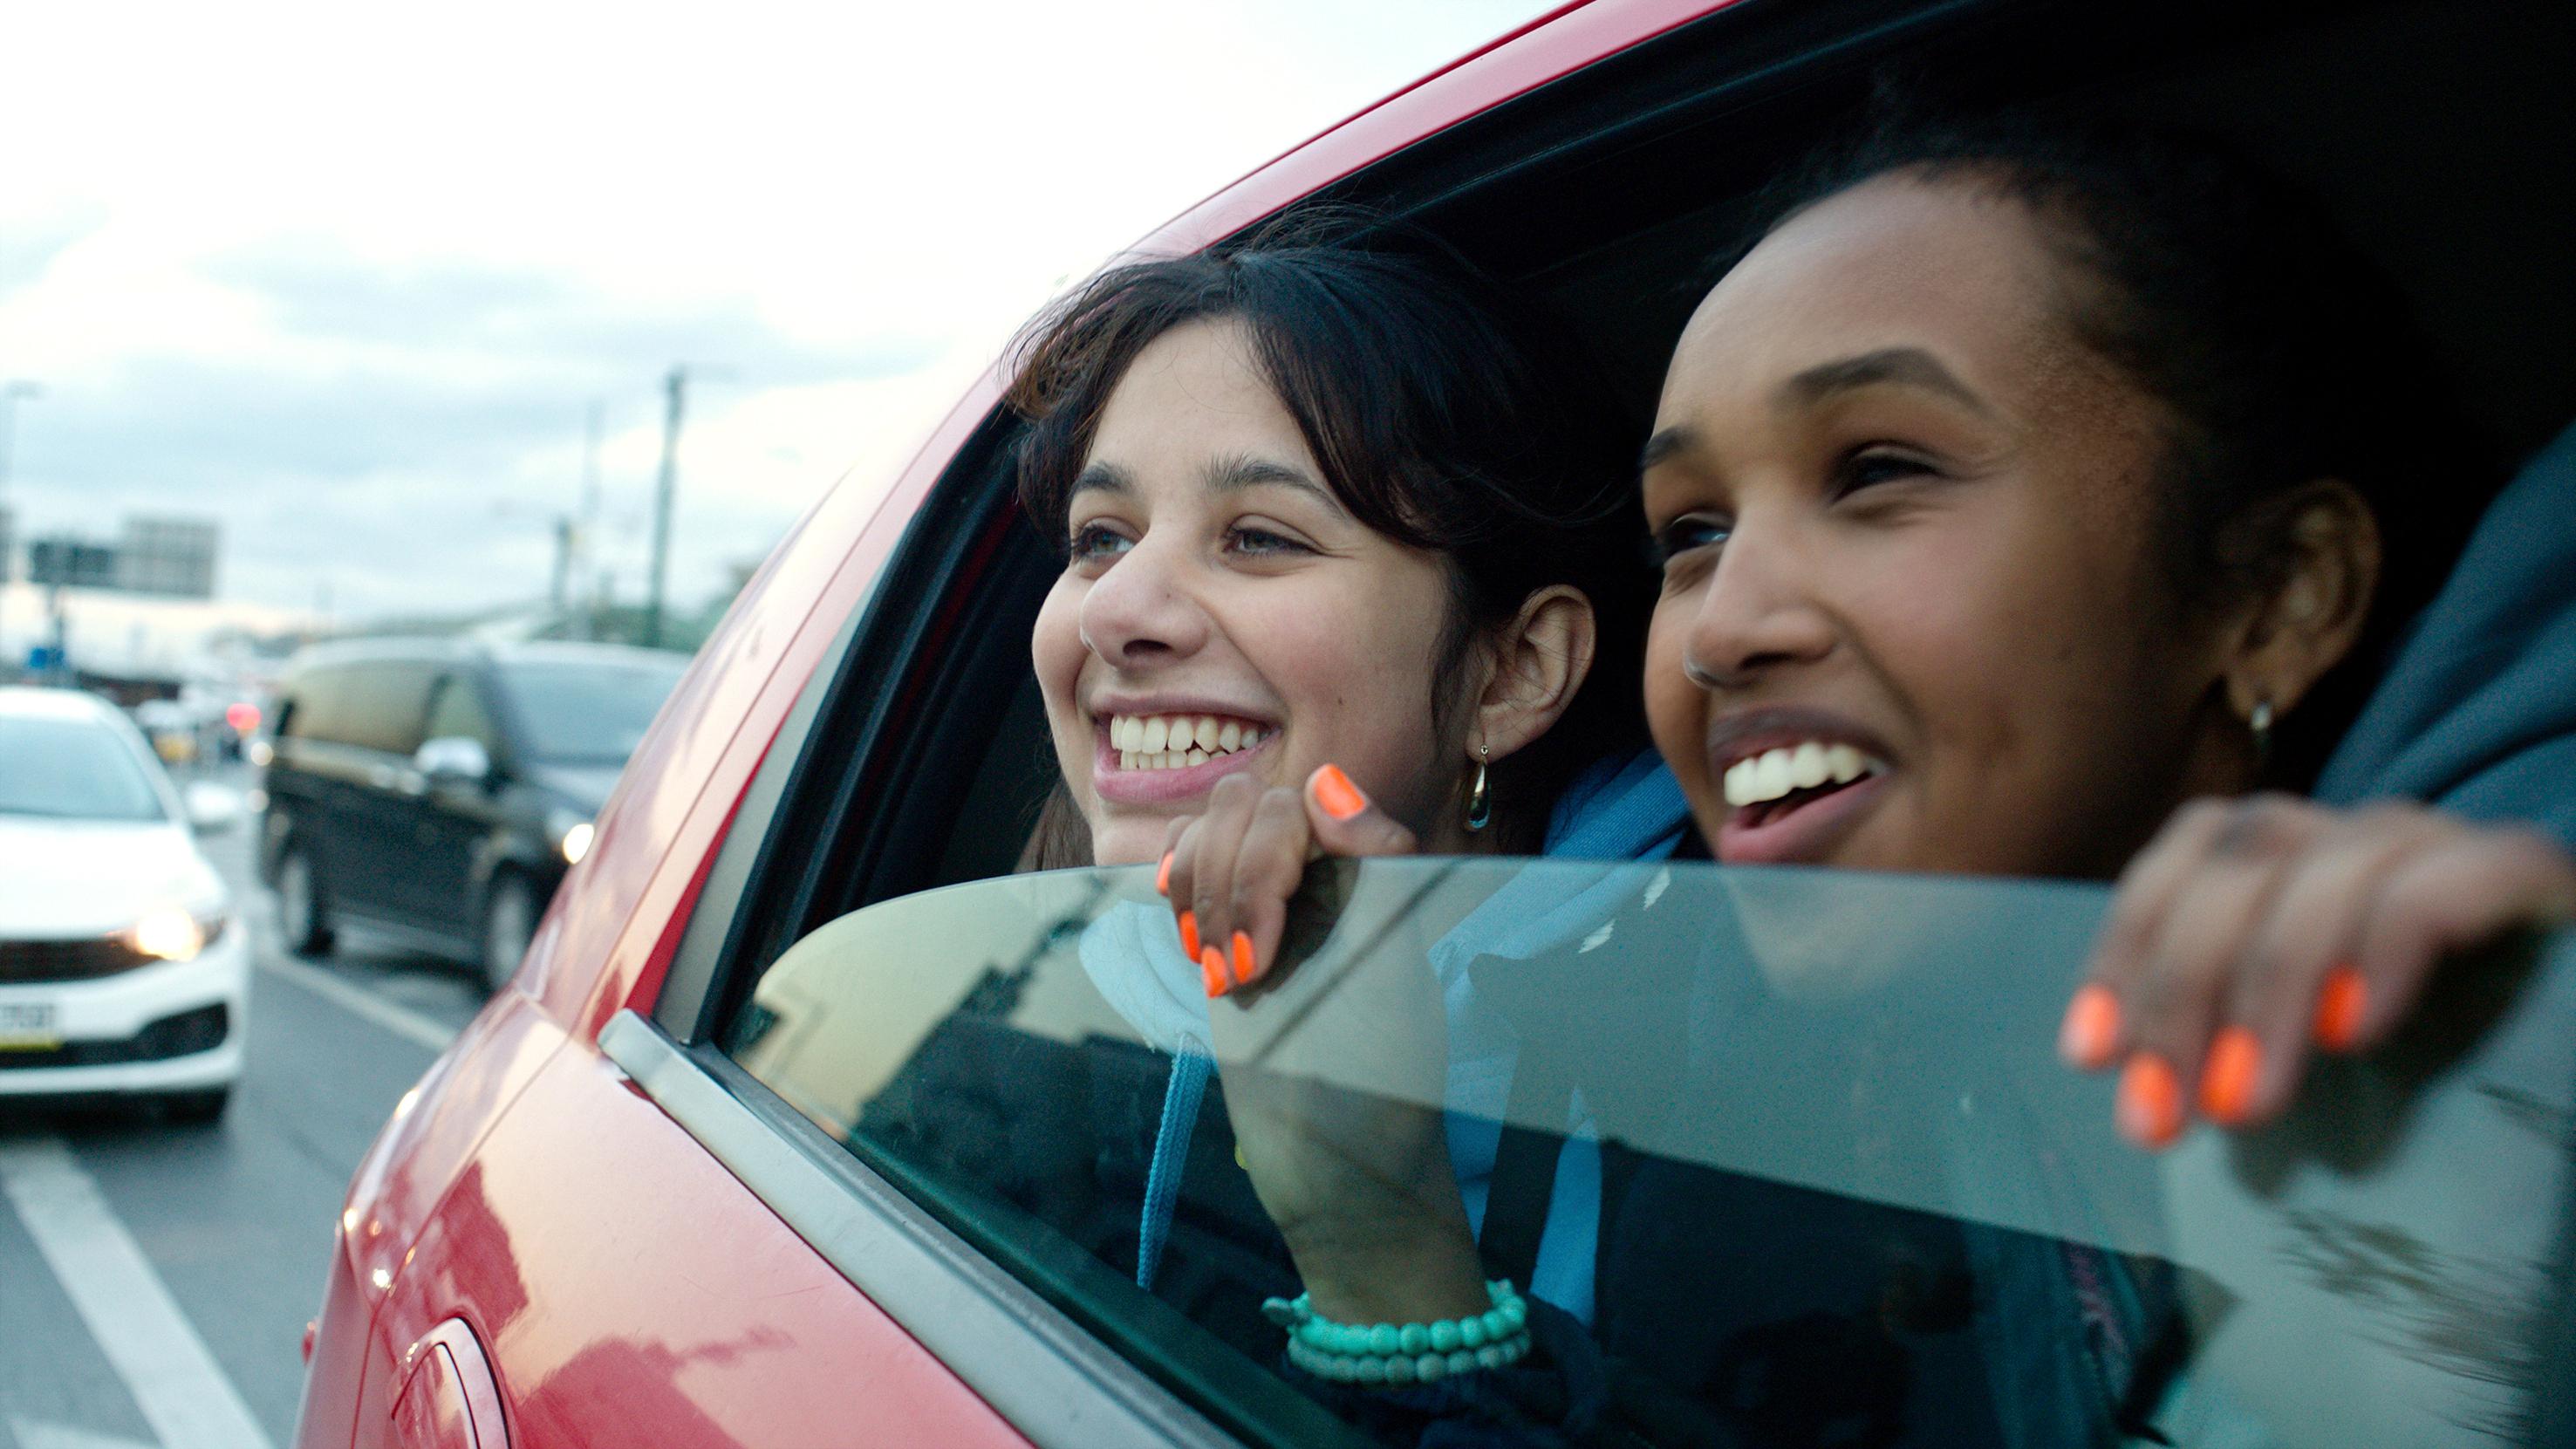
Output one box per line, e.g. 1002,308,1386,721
1639,427,1697,471
1070,460,1131,498
1208,454,1347,516
1783,347,1994,418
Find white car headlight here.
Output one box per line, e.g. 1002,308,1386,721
548,808,596,865
126,906,226,962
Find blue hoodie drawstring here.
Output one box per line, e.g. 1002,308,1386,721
1136,1048,1211,1290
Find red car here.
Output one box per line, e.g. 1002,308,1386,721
295,1,2576,1445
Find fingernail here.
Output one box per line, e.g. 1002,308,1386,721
2058,984,2122,1070
1156,851,1173,897
2198,1026,2262,1125
1231,930,1257,986
1313,764,1368,822
2313,967,2367,1052
1178,910,1199,962
2117,1054,2184,1150
1201,947,1229,999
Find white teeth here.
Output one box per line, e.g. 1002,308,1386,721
1105,714,1272,770
1826,744,1865,784
1789,742,1828,790
1721,741,1885,810
1753,751,1794,802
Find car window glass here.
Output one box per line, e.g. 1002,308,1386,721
721,858,2576,1448
422,673,498,750
495,660,684,764
0,717,167,823
326,662,439,756
280,666,347,743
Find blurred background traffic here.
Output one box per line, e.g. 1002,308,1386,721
0,5,1549,1443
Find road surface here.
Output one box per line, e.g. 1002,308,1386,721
0,768,485,1449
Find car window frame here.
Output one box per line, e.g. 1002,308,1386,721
422,669,502,756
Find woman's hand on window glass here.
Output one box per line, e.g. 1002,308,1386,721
2061,793,2576,1148
1197,858,1489,1326
1160,766,1418,1000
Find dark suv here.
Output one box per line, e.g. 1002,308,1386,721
256,639,687,989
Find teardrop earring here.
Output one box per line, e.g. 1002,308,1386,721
2249,698,2275,769
1464,742,1491,832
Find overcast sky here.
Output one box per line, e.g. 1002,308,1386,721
0,0,1551,625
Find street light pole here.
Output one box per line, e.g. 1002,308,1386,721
644,368,686,650
577,400,603,640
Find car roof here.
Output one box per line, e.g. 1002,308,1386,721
285,637,689,675
0,686,124,724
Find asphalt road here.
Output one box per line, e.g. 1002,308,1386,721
0,765,486,1449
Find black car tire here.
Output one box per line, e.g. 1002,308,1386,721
159,1088,230,1126
480,872,540,994
277,845,335,958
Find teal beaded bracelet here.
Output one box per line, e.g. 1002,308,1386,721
1261,1280,1534,1385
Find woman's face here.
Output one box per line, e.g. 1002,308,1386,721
1034,318,1468,866
1643,174,2244,878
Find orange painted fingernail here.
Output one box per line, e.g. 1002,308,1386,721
1201,947,1229,999
2058,984,2122,1069
2314,967,2367,1051
1231,930,1257,986
1312,764,1368,822
1177,910,1199,962
1156,851,1173,896
2198,1026,2262,1125
2117,1054,2185,1150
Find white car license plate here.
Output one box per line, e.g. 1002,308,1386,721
0,1001,62,1048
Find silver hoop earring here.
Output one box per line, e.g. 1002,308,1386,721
1465,743,1492,832
2249,699,2275,769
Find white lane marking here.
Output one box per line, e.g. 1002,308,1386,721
0,1138,274,1449
9,1417,158,1449
256,953,456,1053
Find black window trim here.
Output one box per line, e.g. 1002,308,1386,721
653,410,1038,1045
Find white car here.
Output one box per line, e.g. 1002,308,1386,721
0,687,249,1121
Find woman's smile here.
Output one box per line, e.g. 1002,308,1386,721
1090,707,1280,806
1698,707,1896,864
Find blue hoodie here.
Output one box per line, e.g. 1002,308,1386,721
2313,421,2576,848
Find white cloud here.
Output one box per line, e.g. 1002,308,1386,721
0,0,1550,617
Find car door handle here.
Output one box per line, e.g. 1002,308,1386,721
392,1318,510,1448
